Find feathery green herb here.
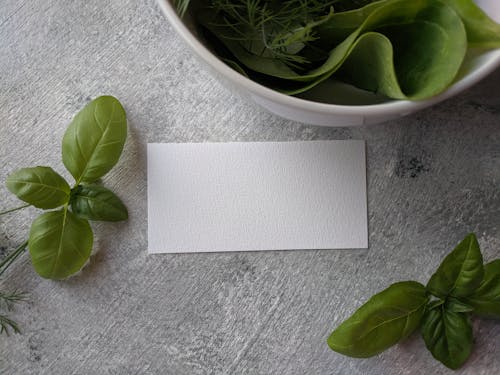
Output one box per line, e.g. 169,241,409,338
0,290,28,311
0,290,28,335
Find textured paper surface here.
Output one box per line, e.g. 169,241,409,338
148,141,367,253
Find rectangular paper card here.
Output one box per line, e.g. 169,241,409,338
148,141,367,253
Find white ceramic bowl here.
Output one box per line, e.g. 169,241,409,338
157,0,500,126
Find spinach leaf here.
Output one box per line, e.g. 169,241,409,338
464,260,500,318
71,185,128,222
421,306,472,369
28,209,93,279
328,281,428,358
442,0,500,47
311,0,467,99
6,166,70,209
317,0,500,48
427,233,484,299
316,0,402,46
333,32,405,98
62,96,127,184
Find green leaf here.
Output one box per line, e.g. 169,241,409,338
327,281,428,358
446,298,474,313
28,209,93,279
222,58,249,78
6,166,70,209
427,299,445,310
337,2,467,99
427,233,484,299
464,260,500,318
62,96,127,184
442,0,500,48
421,307,472,369
71,185,128,222
317,0,500,48
315,0,467,99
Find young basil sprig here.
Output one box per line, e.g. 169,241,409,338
328,233,500,370
5,96,128,280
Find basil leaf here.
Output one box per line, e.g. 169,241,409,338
28,209,93,279
328,281,428,358
446,298,474,313
421,307,472,370
6,166,70,209
427,299,445,310
71,185,128,222
62,96,127,184
427,233,484,299
464,260,500,318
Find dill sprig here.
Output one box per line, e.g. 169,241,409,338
175,0,378,69
0,239,29,335
175,0,192,17
0,290,27,335
0,290,29,311
207,0,336,68
0,313,21,335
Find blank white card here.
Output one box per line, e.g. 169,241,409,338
148,141,367,253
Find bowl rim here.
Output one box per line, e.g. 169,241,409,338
157,0,500,115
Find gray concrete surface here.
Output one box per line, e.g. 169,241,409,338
0,1,499,374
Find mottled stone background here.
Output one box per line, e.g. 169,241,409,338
0,1,499,374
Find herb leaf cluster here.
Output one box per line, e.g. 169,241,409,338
176,0,500,100
327,233,500,369
5,96,128,280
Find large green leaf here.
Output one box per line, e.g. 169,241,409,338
71,185,128,222
333,32,405,98
421,307,473,369
6,166,70,209
28,209,93,279
427,233,484,299
305,0,467,98
465,260,500,318
327,281,428,358
445,298,474,313
316,0,403,46
62,96,127,184
337,2,467,99
442,0,500,47
316,0,500,47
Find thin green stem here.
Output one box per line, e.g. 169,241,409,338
0,204,30,216
0,241,28,277
0,313,21,335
